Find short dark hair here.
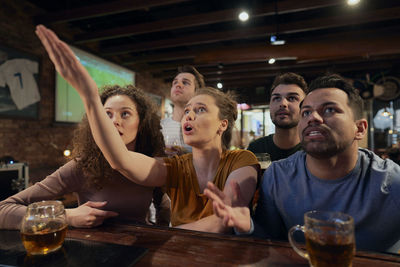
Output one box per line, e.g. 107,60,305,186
308,74,364,120
270,72,308,95
176,65,205,90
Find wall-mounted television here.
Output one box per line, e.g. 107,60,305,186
55,46,135,123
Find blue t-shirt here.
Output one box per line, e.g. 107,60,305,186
254,148,400,253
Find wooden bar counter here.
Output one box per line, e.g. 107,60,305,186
1,222,399,266
66,223,400,266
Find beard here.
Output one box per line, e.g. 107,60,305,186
272,117,299,129
301,133,353,158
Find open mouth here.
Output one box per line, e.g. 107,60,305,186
307,131,322,137
183,123,193,134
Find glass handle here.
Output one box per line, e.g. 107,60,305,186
288,225,309,260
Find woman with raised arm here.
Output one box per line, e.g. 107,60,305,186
35,25,259,233
0,85,166,229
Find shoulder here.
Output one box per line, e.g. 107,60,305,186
358,148,400,172
224,149,257,161
358,148,400,191
222,150,259,172
264,151,306,179
161,117,179,127
163,153,192,166
249,135,272,146
160,117,170,127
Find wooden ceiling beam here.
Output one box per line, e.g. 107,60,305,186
204,60,396,82
35,0,190,25
100,6,400,55
194,34,400,65
74,0,342,43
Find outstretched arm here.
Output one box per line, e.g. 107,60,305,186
35,25,166,187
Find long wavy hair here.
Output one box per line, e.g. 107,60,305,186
72,85,165,189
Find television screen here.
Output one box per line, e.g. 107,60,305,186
55,46,135,123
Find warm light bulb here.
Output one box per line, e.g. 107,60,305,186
63,149,71,157
268,58,276,64
217,82,223,89
347,0,360,6
238,11,249,22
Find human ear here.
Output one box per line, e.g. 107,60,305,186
355,119,368,140
219,119,228,133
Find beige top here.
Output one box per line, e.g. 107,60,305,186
0,160,154,229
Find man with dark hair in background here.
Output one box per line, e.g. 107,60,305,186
161,65,205,155
247,72,308,161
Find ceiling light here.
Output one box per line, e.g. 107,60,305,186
217,82,223,89
268,58,276,64
347,0,360,6
238,11,249,22
270,35,285,45
63,149,71,157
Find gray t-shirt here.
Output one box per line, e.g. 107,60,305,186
254,149,400,253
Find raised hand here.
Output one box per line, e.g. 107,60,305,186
204,181,251,233
66,201,119,228
35,25,98,101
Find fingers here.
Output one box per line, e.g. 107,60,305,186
205,181,226,201
84,201,108,208
36,25,74,78
204,188,225,207
35,25,63,69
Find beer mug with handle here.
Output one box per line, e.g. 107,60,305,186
288,210,355,267
20,200,68,255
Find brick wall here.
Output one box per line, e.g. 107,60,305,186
0,0,170,182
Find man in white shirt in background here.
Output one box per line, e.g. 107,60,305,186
161,65,205,155
150,66,205,225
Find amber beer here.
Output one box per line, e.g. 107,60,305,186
21,221,67,255
305,233,355,267
20,200,67,255
289,211,355,267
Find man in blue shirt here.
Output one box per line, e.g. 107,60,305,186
205,74,400,253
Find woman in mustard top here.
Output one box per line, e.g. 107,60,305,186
36,25,259,233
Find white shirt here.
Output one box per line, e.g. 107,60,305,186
161,117,192,153
0,59,40,110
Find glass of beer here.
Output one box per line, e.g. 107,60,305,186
20,200,68,255
288,210,355,267
254,153,271,170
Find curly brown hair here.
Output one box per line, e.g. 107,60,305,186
72,85,165,189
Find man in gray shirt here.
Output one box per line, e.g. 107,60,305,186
205,74,400,253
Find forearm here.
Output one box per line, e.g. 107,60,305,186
83,98,166,186
175,215,230,233
83,97,130,171
0,198,27,230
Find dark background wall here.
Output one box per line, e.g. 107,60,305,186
0,0,169,182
